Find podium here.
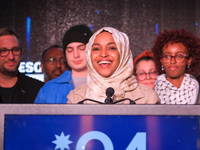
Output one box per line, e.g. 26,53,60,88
0,104,199,150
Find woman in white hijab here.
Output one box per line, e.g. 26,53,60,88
67,27,160,104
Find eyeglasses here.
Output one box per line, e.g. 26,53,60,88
161,53,188,63
136,71,158,81
44,57,67,65
0,47,23,57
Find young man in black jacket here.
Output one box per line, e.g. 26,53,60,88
0,27,44,103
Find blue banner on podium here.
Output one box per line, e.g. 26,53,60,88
4,115,199,150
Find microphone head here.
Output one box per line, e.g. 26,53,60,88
106,87,115,98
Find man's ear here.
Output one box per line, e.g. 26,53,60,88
187,56,193,66
41,63,44,73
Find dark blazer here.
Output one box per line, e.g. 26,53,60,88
1,73,44,103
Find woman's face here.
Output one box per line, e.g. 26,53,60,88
135,60,158,89
161,42,192,83
91,32,120,77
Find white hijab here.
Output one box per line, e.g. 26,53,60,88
85,27,138,102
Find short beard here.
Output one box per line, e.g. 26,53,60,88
1,62,20,77
2,68,18,76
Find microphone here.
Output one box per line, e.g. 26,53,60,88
104,87,115,104
104,87,135,104
77,87,136,104
78,87,115,104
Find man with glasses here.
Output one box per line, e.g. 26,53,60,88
34,24,93,103
0,27,44,103
41,45,69,83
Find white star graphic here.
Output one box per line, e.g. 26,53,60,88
52,132,73,150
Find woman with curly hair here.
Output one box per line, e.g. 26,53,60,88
151,29,200,104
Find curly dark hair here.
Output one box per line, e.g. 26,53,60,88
151,29,200,79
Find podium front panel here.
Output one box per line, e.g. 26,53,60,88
0,104,200,150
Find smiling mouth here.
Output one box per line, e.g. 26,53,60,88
6,61,16,66
98,60,111,65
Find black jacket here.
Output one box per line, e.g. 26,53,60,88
0,73,44,103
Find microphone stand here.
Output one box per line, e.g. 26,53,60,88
78,98,135,104
77,87,135,104
77,99,104,104
111,98,136,104
104,97,113,104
